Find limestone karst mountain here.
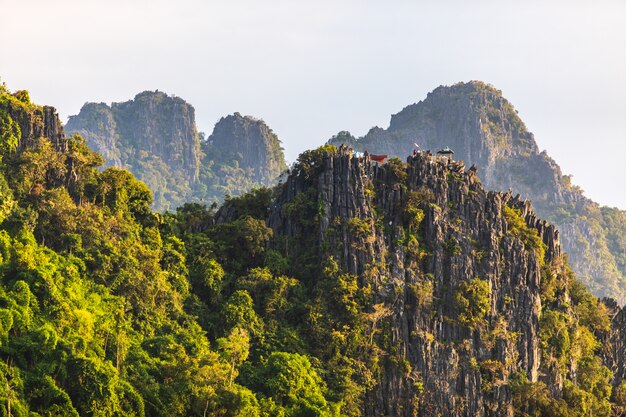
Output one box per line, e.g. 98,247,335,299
216,147,626,416
195,112,288,209
1,83,626,415
65,91,287,211
328,81,626,303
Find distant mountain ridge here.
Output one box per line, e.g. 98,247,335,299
66,91,287,211
328,81,626,303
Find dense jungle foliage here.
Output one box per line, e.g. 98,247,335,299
0,86,366,416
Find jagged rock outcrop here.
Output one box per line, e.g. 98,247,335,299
328,81,626,304
213,147,625,416
263,151,555,415
0,87,105,209
18,105,67,152
0,91,67,152
604,299,626,384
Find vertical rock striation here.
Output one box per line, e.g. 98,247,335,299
260,150,577,416
603,299,626,384
3,100,67,152
67,91,200,180
223,146,622,415
112,91,200,181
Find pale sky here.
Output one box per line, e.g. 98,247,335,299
1,0,625,208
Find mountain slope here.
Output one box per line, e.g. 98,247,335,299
328,81,626,303
66,92,287,211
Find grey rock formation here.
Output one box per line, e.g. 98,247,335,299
603,298,626,384
67,91,200,180
65,91,199,211
11,104,67,152
328,81,626,304
263,151,554,415
215,147,626,416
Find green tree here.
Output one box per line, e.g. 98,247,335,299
260,352,332,417
217,327,250,386
454,278,491,328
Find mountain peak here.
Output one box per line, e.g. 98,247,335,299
328,81,626,303
121,89,188,107
207,112,287,185
387,80,536,162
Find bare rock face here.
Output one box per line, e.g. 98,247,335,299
603,299,626,383
328,81,626,303
111,91,200,181
3,99,67,152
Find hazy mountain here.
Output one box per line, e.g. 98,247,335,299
66,92,287,211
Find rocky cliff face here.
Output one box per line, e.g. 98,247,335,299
328,81,626,304
66,93,287,211
67,91,200,179
17,105,67,152
263,151,550,415
206,112,287,185
216,147,625,416
113,91,200,181
0,91,67,153
65,91,199,211
604,299,626,384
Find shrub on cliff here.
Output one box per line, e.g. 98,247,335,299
454,278,491,328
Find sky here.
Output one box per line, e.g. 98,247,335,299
1,0,625,208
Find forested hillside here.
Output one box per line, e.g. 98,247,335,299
1,85,625,416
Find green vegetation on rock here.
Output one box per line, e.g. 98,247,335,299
454,278,491,328
327,80,626,304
